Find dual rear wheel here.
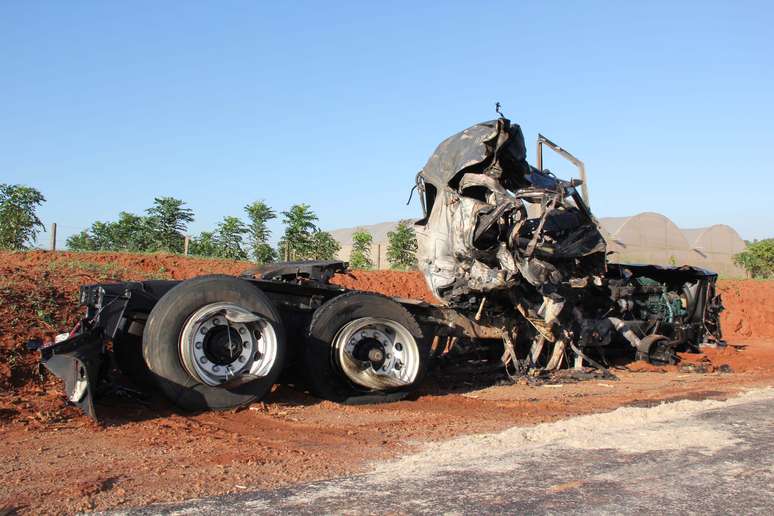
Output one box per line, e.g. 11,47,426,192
137,276,428,412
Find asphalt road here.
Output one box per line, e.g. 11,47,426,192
125,388,774,515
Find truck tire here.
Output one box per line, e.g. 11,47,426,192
303,291,428,403
142,275,286,412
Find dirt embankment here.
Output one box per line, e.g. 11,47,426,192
331,269,436,304
717,280,774,339
0,249,248,281
0,251,773,514
0,250,770,391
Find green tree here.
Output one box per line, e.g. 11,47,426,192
278,204,318,260
309,230,341,260
189,231,219,257
252,243,276,264
214,216,249,260
65,230,96,251
387,220,418,270
734,239,774,278
66,212,153,252
88,221,117,250
110,212,153,251
349,229,373,269
0,184,46,250
145,197,194,252
245,200,276,263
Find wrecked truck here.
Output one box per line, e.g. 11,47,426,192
29,116,724,419
412,117,723,374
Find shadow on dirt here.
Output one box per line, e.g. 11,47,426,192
93,380,324,427
92,351,622,427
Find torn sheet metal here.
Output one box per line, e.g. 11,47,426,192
414,116,724,373
415,117,605,304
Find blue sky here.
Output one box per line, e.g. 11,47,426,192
1,1,772,246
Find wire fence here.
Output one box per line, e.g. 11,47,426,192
38,223,397,270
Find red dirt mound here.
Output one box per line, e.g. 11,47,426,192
1,251,771,393
717,280,774,338
0,251,773,514
1,250,248,280
332,270,436,304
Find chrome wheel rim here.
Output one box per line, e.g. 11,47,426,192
179,302,278,387
332,317,420,390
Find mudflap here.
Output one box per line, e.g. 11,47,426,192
39,332,107,419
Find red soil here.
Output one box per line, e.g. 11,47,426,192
0,251,772,514
0,250,769,391
0,249,248,280
717,280,774,338
332,269,436,304
1,250,769,389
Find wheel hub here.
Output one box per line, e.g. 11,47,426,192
366,346,385,364
333,317,420,390
179,303,278,386
352,338,387,369
202,326,244,365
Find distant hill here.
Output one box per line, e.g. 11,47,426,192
328,220,404,246
328,214,747,276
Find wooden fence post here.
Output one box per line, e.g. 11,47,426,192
376,243,381,269
49,223,57,251
183,235,190,255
